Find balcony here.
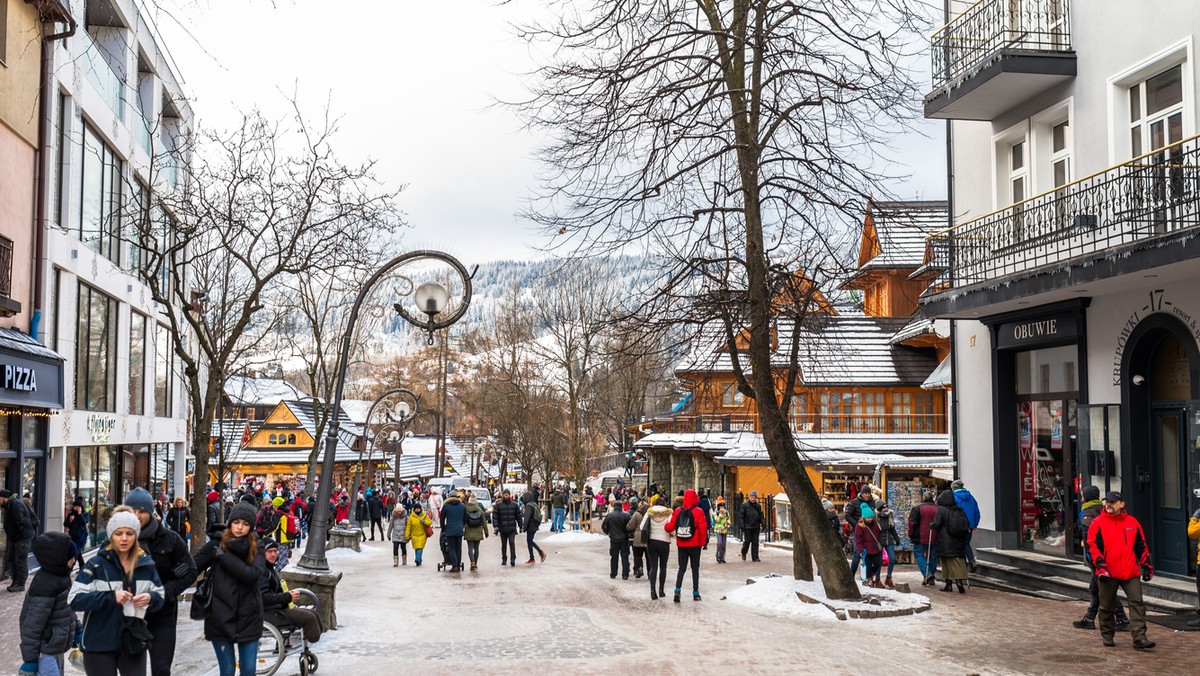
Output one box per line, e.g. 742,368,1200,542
925,0,1075,120
643,412,946,435
80,30,126,121
0,236,17,317
135,115,153,155
922,135,1200,299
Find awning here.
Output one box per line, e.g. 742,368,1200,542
0,327,65,409
922,355,951,390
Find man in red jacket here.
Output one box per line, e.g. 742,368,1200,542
666,489,708,602
1086,492,1155,650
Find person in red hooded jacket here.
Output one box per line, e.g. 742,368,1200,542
665,489,708,602
1086,491,1154,651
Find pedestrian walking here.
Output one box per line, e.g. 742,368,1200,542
193,502,267,676
387,504,409,566
822,499,842,545
907,490,940,586
712,498,730,564
1086,492,1155,650
550,489,567,533
843,485,873,576
0,488,36,592
626,498,648,577
367,490,385,541
439,490,467,572
641,502,674,600
206,492,221,533
353,492,368,531
666,489,708,602
68,507,164,676
267,497,295,573
602,500,632,579
257,540,322,643
125,487,198,676
594,489,607,519
66,497,91,555
951,479,981,572
463,492,490,572
405,505,433,566
738,491,764,562
875,499,900,588
522,491,546,563
165,498,189,542
930,489,971,593
492,490,521,567
855,505,885,587
19,532,78,676
1073,485,1130,631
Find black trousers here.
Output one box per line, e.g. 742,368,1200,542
609,541,631,578
148,605,179,676
632,545,646,575
467,540,481,563
369,518,384,540
647,540,670,593
526,530,543,559
500,532,517,562
83,650,147,676
265,607,323,643
5,537,29,585
445,535,463,569
391,541,408,556
675,545,702,592
741,528,760,560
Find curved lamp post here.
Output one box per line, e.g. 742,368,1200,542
298,251,472,571
347,387,419,523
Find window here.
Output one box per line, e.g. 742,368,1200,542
76,284,119,411
892,391,937,432
127,180,149,273
1130,64,1184,158
154,324,172,417
288,434,296,444
721,383,744,407
54,93,68,226
789,394,812,432
269,434,277,445
129,313,146,415
1006,136,1030,247
79,124,123,264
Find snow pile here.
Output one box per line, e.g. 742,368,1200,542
541,531,606,544
724,575,931,622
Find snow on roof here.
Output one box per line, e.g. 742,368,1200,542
339,399,372,425
224,374,305,406
864,201,947,269
922,356,952,390
634,431,951,467
676,315,939,386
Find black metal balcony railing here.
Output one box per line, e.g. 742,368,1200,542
0,236,13,297
931,0,1071,94
928,135,1200,290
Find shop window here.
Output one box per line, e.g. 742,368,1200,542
154,323,173,417
76,283,119,411
129,313,146,415
1016,345,1077,395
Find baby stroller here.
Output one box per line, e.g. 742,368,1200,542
435,530,451,571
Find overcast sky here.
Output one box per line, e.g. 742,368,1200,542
152,0,946,265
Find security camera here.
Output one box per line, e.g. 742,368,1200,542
1132,375,1146,386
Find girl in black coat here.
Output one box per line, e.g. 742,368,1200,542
930,489,971,593
194,502,265,676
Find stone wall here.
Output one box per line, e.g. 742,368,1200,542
670,453,694,494
694,456,723,496
650,452,672,492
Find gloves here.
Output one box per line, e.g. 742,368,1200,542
172,561,190,578
1095,564,1111,579
1141,564,1154,582
20,662,38,674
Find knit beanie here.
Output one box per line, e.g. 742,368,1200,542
108,510,142,538
860,505,875,520
228,501,258,526
125,487,155,513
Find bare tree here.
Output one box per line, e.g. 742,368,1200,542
590,321,677,472
511,0,926,599
133,107,401,550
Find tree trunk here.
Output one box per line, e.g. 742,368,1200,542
791,504,814,581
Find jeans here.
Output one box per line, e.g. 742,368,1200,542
414,547,424,564
715,533,727,563
609,541,631,578
467,540,481,564
82,651,147,676
275,544,289,573
965,533,975,564
646,540,670,594
500,533,516,563
883,544,896,577
863,551,882,581
526,530,543,560
552,508,566,532
1098,577,1148,641
445,535,463,569
912,540,938,579
848,531,862,575
741,529,760,560
212,640,258,676
37,653,63,676
675,546,702,593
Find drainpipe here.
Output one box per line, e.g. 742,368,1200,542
947,118,959,475
31,0,77,341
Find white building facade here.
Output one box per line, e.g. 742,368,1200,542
921,0,1200,580
35,0,192,544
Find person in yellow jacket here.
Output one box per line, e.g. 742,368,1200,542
1188,509,1200,628
269,497,295,573
405,505,434,566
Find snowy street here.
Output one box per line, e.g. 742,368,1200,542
3,528,1187,675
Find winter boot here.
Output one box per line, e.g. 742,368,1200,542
651,588,658,600
673,589,681,603
471,561,478,572
693,591,702,602
940,580,953,593
956,581,966,593
884,576,894,589
402,554,407,565
1072,617,1096,630
393,555,399,567
659,584,666,598
1115,611,1131,632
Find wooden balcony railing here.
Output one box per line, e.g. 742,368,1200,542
931,0,1071,95
925,134,1200,291
643,413,946,435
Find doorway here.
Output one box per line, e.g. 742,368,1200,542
1151,407,1188,574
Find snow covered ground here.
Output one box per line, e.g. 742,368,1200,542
723,574,932,623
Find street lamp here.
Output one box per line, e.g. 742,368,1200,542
298,251,472,572
347,387,419,524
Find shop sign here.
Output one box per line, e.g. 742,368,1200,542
87,414,117,444
1112,290,1200,385
997,313,1078,349
0,348,64,409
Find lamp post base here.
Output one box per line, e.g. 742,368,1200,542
329,526,363,552
282,567,344,630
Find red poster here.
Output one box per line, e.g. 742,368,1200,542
1018,402,1038,537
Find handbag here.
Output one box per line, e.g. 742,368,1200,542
120,616,154,655
190,569,214,621
424,524,434,538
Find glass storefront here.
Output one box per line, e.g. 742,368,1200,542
64,446,124,548
1015,345,1079,556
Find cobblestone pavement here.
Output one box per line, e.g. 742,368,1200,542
0,530,1194,675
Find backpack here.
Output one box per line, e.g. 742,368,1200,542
675,507,696,539
285,514,299,537
466,509,484,529
527,503,542,524
946,507,970,538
